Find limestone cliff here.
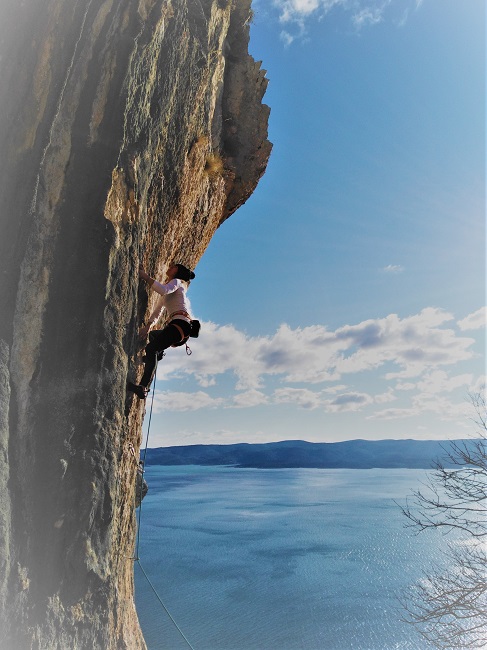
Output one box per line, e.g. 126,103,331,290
0,0,271,647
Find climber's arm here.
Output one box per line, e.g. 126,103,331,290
138,266,169,339
138,297,166,340
139,266,154,286
139,266,179,296
151,278,179,296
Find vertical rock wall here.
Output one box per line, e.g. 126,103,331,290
0,0,271,647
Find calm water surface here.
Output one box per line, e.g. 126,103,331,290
135,466,453,650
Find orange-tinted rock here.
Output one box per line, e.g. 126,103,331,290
0,0,270,647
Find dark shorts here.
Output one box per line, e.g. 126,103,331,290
140,319,192,387
147,319,192,351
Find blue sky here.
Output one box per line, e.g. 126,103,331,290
146,0,485,447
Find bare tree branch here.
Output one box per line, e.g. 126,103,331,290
399,392,487,649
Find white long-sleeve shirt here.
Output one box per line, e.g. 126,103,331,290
149,279,193,325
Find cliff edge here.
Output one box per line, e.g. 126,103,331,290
0,0,271,647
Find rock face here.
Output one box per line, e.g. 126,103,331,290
0,1,271,647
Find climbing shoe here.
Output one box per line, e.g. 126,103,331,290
127,382,150,400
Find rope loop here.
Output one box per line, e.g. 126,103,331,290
132,355,196,650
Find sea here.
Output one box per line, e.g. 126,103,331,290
134,466,459,650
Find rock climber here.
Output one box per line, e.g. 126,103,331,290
127,262,196,399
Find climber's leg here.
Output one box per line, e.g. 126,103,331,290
128,324,187,399
139,337,159,388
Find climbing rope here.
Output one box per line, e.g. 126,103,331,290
133,355,196,650
135,560,196,650
134,363,156,561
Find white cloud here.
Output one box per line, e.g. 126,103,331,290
336,308,474,379
396,8,409,27
270,0,421,42
416,370,473,395
457,307,486,331
374,387,397,403
147,307,481,422
369,391,473,422
232,390,268,408
327,391,374,412
273,387,325,409
151,428,248,447
352,6,386,28
395,381,416,391
274,0,326,23
155,308,476,391
411,393,472,420
368,407,416,420
382,264,404,273
280,30,295,46
272,387,389,412
153,390,224,412
323,384,349,393
155,321,263,389
471,375,486,394
257,323,342,384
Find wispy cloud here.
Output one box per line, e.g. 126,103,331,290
369,392,473,422
280,30,296,46
416,370,473,395
268,0,424,44
382,264,404,274
273,387,377,411
232,389,268,408
276,0,323,23
153,391,224,412
274,387,326,409
457,307,486,331
352,4,388,29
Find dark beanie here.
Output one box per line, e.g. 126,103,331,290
175,264,195,282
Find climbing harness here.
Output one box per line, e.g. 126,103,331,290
169,310,192,321
171,322,187,341
169,321,190,352
169,322,194,355
168,312,201,339
132,354,196,650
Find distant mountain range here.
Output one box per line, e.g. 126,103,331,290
145,439,477,469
